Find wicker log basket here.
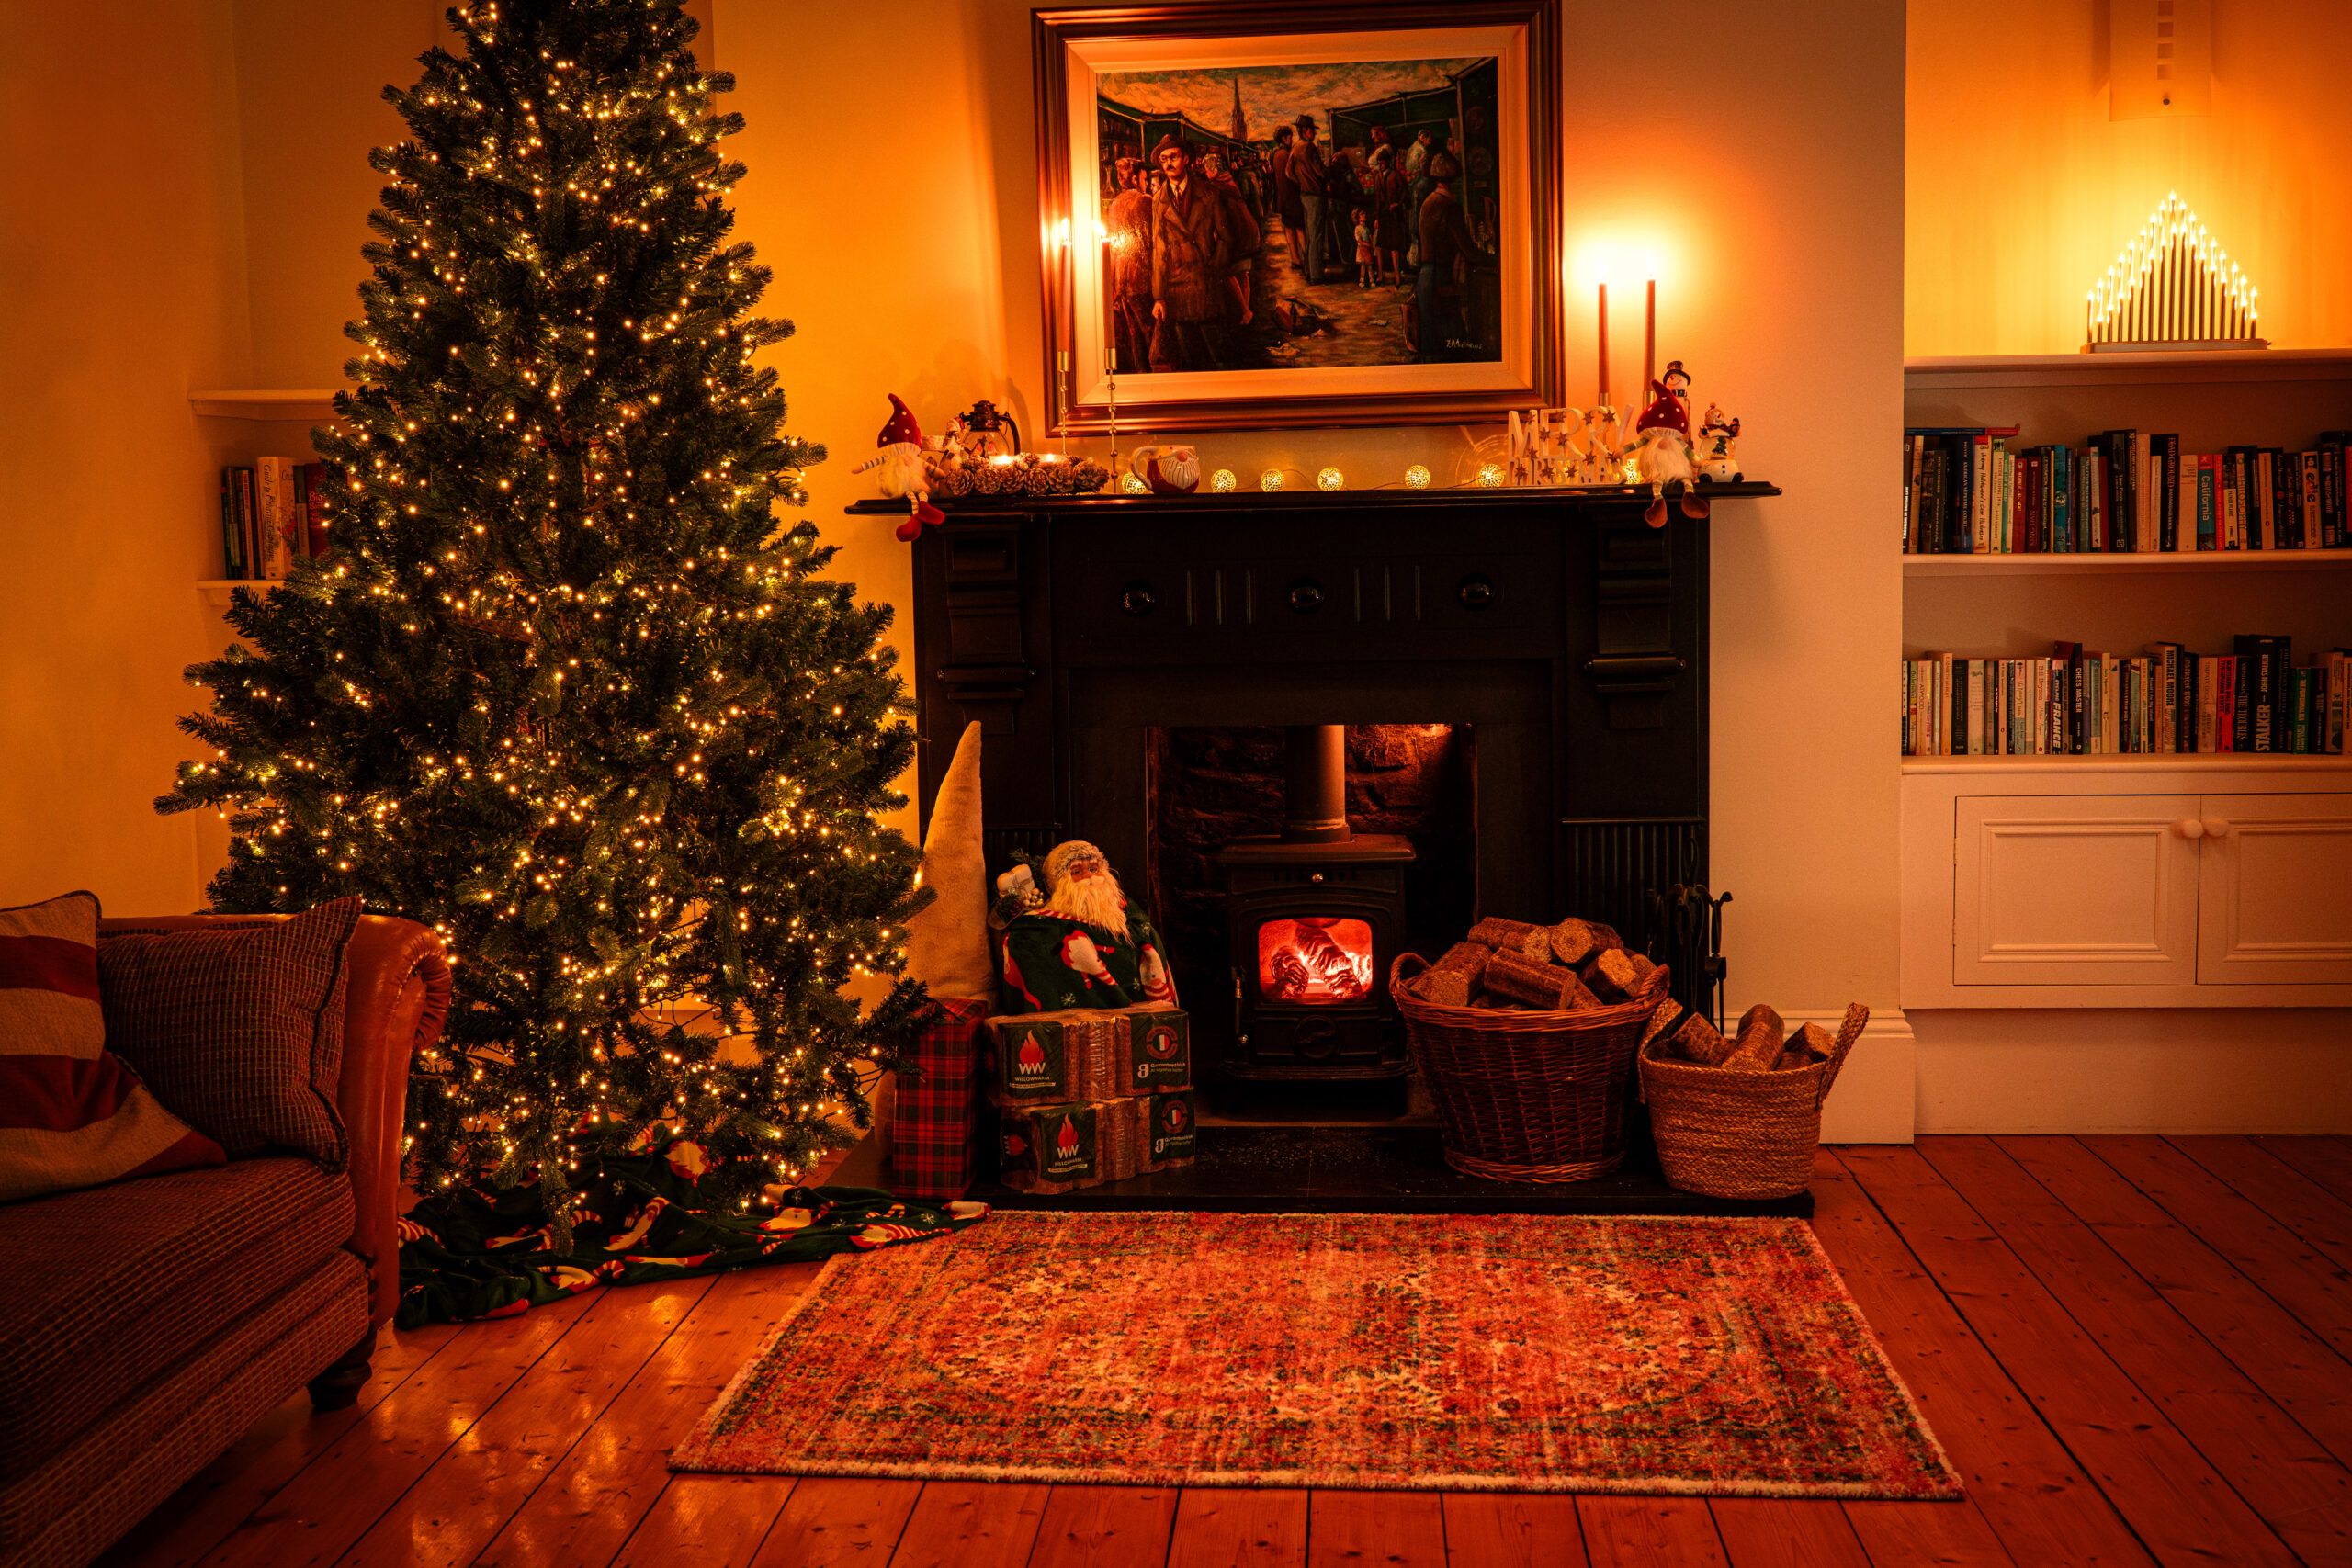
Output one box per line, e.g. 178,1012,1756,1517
1389,952,1662,1182
1640,1001,1869,1200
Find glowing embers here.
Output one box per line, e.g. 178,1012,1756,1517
1257,917,1375,1004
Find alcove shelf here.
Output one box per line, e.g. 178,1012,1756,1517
1905,347,2352,390
197,580,279,611
1903,549,2352,577
189,389,340,421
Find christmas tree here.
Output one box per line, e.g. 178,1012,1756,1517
162,0,926,1224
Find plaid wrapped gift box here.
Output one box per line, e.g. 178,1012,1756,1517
889,996,988,1201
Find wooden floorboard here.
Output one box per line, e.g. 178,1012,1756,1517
2173,1135,2352,1269
96,1139,2352,1568
2254,1134,2352,1201
609,1473,793,1568
1811,1150,2152,1565
2087,1135,2352,1351
194,1292,595,1568
751,1477,922,1567
1575,1497,1726,1566
1843,1144,2298,1566
341,1277,714,1568
888,1481,1052,1568
2004,1135,2352,1476
1164,1487,1309,1567
1436,1495,1586,1567
473,1264,817,1568
1306,1489,1447,1567
1027,1486,1179,1568
1707,1499,1869,1566
1917,1136,2352,1565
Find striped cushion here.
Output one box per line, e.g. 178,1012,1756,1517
0,893,224,1205
97,897,361,1168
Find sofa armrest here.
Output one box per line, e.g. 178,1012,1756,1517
99,912,452,1326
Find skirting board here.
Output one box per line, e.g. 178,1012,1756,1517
1779,1007,1915,1145
1912,1009,2352,1134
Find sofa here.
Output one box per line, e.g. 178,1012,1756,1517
0,912,450,1568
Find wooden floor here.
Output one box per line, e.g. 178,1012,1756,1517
102,1136,2352,1567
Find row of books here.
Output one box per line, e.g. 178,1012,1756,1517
1900,426,2352,554
220,458,329,580
1902,637,2351,757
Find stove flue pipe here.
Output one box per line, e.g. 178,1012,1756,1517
1282,725,1351,844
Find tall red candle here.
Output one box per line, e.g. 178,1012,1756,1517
1597,282,1610,406
1643,277,1656,400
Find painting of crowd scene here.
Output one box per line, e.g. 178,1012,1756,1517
1096,57,1502,376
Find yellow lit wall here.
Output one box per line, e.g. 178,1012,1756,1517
1907,0,2352,355
0,2,1910,1136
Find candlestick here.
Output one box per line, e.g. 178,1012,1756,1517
1597,282,1610,407
1643,277,1657,399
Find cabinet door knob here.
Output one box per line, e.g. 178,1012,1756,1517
2202,818,2231,839
1458,574,1496,609
2176,818,2205,839
1287,580,1325,613
1119,583,1156,616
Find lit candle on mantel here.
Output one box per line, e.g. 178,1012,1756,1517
1643,275,1657,400
1597,280,1610,408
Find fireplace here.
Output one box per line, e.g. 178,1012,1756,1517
1218,726,1412,1081
888,482,1772,1082
870,481,1791,1211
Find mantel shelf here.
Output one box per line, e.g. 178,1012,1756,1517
1905,348,2352,391
189,389,341,422
1905,549,2352,577
845,479,1779,518
1902,754,2352,775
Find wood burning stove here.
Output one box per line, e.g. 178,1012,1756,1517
1219,726,1412,1081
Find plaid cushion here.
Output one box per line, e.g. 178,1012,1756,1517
0,1156,352,1483
890,997,986,1200
97,897,362,1167
0,893,224,1203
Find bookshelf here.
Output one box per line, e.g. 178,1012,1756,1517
1899,349,2352,1011
192,389,339,603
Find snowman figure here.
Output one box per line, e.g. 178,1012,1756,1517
1696,402,1743,483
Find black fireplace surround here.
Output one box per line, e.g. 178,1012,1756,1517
852,482,1787,1213
876,483,1773,961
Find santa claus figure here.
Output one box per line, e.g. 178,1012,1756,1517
996,840,1179,1013
852,393,947,541
1625,359,1710,526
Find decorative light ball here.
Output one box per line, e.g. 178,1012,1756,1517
1404,464,1431,490
1260,468,1284,492
1119,471,1149,494
1317,467,1344,491
1210,468,1238,493
1475,462,1505,488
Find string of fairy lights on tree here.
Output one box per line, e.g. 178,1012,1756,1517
161,0,928,1236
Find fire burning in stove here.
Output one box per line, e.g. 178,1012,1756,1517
1257,917,1375,1003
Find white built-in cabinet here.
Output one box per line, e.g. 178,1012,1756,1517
1904,759,2352,1006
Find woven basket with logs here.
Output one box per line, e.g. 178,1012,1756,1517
1390,916,1668,1183
1637,999,1869,1200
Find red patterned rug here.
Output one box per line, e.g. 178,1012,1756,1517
673,1211,1961,1498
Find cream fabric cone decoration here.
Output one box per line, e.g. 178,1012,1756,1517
903,721,994,1000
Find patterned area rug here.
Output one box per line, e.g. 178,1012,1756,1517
673,1211,1961,1498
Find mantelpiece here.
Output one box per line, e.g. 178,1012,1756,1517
866,482,1776,970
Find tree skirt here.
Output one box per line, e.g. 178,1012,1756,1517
673,1211,1962,1499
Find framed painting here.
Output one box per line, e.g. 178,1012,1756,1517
1035,0,1562,434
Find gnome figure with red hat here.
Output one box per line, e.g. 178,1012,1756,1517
852,393,947,541
1625,358,1710,526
